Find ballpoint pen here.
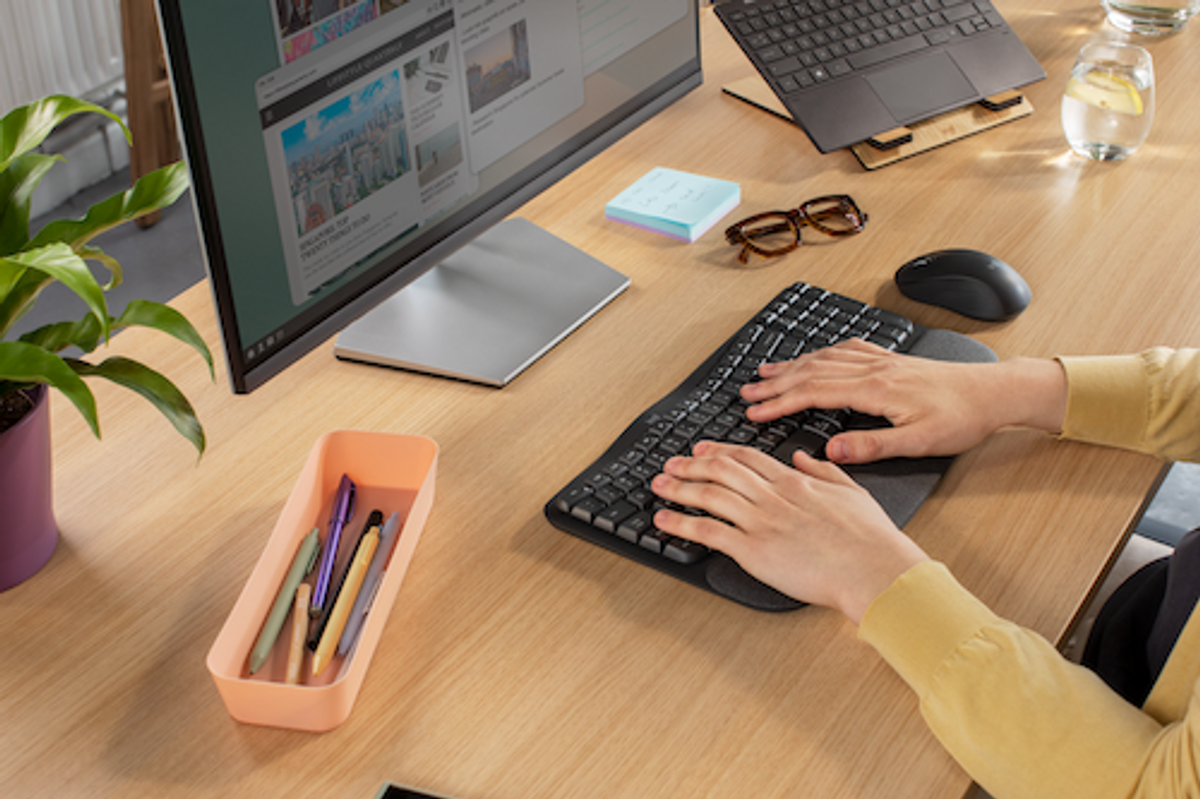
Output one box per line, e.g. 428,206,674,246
309,509,383,650
338,511,402,657
312,522,380,677
248,528,320,674
311,474,356,618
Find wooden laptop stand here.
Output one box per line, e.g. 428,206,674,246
722,75,1032,170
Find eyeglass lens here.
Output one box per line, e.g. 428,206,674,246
801,197,862,234
740,214,799,253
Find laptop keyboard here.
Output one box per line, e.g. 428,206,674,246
715,0,1007,95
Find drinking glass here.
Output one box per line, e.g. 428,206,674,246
1103,0,1200,35
1061,41,1154,161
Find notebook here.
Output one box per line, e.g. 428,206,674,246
713,0,1045,153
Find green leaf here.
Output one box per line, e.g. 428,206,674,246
68,356,205,456
19,300,215,367
29,161,189,252
0,151,61,256
115,300,214,378
0,341,99,437
0,243,109,341
0,254,28,300
17,315,104,355
0,95,126,174
78,245,123,291
0,267,55,338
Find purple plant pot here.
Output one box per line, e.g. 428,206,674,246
0,385,58,591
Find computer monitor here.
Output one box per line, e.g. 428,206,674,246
157,0,701,392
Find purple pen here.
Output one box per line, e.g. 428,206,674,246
310,474,356,617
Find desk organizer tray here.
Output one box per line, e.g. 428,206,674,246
207,430,437,732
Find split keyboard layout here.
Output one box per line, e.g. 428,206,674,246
544,282,919,608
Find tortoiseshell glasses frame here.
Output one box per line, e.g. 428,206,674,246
724,195,867,264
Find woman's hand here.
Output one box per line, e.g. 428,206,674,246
741,340,1068,464
652,441,928,624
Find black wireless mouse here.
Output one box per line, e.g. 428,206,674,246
895,249,1031,322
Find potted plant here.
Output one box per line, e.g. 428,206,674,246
0,94,213,590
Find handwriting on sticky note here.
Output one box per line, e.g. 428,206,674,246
605,168,741,242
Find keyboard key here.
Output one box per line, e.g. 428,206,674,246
570,495,607,524
664,538,708,564
773,427,833,461
759,45,787,62
555,484,592,513
627,488,655,510
943,3,975,20
594,484,625,505
639,529,672,554
847,32,928,69
595,501,638,534
616,512,653,543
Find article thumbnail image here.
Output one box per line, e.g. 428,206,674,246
465,19,532,114
281,72,411,235
276,0,377,36
277,0,380,64
403,43,451,104
415,123,463,187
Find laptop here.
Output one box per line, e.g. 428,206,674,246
714,0,1046,153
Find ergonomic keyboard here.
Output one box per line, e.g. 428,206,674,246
544,282,996,611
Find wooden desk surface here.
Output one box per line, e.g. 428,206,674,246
6,3,1200,797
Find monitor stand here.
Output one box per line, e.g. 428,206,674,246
334,217,630,386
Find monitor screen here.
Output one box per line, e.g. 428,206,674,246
157,0,702,393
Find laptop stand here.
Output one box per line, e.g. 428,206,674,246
721,76,1033,170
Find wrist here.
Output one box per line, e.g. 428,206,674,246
838,542,929,626
988,358,1068,434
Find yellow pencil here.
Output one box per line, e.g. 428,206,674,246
312,526,379,677
285,582,311,685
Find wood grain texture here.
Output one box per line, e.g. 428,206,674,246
3,3,1197,797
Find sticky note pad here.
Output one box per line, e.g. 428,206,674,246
605,167,741,243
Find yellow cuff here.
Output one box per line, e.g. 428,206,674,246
858,561,1000,698
1058,354,1149,451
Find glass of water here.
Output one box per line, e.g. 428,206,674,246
1103,0,1200,35
1061,41,1154,161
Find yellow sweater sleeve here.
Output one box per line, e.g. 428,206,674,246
859,562,1200,799
857,350,1200,798
1059,348,1200,462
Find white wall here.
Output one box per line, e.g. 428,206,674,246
0,0,132,218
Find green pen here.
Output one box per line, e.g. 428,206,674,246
248,528,321,674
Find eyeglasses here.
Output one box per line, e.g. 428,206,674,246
724,195,867,264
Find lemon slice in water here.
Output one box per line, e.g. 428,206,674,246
1065,72,1144,115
